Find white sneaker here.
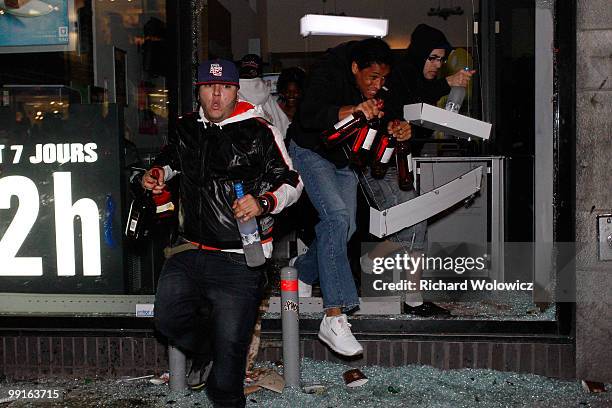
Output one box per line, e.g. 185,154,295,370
289,256,312,297
318,314,363,356
360,254,375,274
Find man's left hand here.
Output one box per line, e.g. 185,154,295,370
232,194,263,222
446,69,476,87
388,120,412,142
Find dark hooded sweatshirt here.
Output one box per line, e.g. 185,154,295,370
384,24,453,147
288,41,402,168
288,42,377,167
390,24,453,106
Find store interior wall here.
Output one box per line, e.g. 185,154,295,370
205,0,480,65
266,0,479,53
215,0,261,59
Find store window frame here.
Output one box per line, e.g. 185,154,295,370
0,0,576,341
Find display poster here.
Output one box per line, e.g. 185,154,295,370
0,0,70,48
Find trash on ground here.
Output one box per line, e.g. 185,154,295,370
343,368,369,387
116,374,155,383
302,383,327,394
149,372,170,385
244,384,262,395
251,369,285,393
581,380,607,393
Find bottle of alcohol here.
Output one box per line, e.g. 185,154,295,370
444,67,470,113
321,110,367,149
445,86,465,113
234,182,266,267
370,133,396,179
395,140,414,191
350,118,380,168
125,187,156,240
152,188,175,219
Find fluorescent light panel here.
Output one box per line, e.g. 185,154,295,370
300,14,388,37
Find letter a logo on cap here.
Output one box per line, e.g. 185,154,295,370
210,63,223,76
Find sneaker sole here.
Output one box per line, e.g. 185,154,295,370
317,332,363,357
189,382,207,391
188,361,212,390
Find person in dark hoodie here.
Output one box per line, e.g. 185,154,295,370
287,38,412,356
391,23,475,107
359,25,475,317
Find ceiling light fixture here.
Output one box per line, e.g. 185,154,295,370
300,14,388,38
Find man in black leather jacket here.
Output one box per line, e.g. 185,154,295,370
142,59,302,407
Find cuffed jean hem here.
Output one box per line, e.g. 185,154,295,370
207,389,246,408
323,303,360,314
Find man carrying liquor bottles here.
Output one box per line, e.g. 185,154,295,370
141,59,302,407
361,24,475,317
287,38,411,356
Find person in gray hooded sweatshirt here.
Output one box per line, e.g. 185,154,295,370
238,54,290,138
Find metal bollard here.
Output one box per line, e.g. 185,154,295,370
280,266,300,388
168,345,187,391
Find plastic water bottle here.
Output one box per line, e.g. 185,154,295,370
234,182,266,267
445,67,470,113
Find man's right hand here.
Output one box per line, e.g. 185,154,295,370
142,167,165,194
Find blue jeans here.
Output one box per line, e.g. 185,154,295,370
363,166,427,251
289,141,359,312
155,250,265,408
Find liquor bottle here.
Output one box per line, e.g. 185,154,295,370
349,118,379,168
370,133,396,179
152,188,175,219
234,182,266,267
321,110,367,149
444,67,470,113
125,187,155,240
395,140,414,191
445,86,465,113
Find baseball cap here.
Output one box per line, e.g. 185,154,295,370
195,59,240,87
239,54,263,79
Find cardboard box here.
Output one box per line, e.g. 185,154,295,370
403,103,492,140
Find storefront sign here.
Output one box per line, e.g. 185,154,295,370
0,105,125,293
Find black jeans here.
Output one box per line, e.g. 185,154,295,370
155,249,265,408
